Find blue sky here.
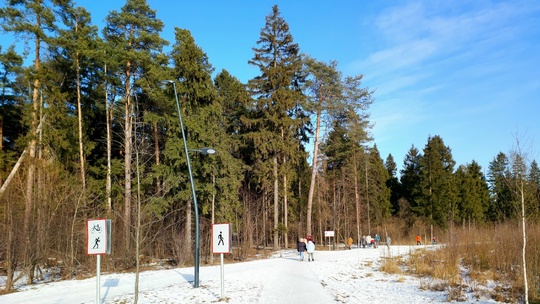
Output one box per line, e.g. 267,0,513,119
2,0,539,173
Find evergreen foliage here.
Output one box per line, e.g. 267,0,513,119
0,3,537,290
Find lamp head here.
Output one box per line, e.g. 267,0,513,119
200,148,216,155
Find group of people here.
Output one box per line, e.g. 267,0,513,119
296,236,316,261
416,235,437,245
360,234,380,248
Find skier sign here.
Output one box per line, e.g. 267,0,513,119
87,219,111,255
212,223,231,254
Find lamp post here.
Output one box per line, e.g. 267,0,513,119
161,80,215,288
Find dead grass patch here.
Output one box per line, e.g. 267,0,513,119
399,222,540,302
380,256,402,274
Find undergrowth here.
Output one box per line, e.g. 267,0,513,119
380,222,539,303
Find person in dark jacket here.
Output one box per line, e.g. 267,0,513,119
297,238,307,261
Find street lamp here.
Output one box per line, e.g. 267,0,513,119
190,148,216,155
161,80,213,288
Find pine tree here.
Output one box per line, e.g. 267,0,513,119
54,3,101,191
103,0,167,250
303,58,340,238
0,0,63,284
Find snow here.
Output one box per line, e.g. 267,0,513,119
0,245,503,304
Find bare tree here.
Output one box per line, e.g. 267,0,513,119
509,134,535,304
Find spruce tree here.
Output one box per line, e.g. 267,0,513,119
529,160,540,218
166,27,213,260
455,161,489,226
247,5,304,249
417,135,457,227
400,145,422,219
0,45,23,169
487,152,513,221
385,154,401,216
366,145,391,228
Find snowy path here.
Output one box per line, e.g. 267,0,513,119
0,245,502,303
257,255,334,303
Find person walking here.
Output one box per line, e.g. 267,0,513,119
347,236,353,250
306,236,315,262
297,238,307,261
416,234,421,245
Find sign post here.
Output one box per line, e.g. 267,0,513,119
87,219,111,304
212,223,231,299
325,230,335,251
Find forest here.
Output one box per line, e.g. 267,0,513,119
0,0,539,293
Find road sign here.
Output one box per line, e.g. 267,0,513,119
87,219,109,255
325,230,335,237
212,223,231,254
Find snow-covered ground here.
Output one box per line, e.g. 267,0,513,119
1,245,502,303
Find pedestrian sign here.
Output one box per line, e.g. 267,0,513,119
87,219,111,255
212,223,231,254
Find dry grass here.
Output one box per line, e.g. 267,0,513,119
380,256,402,274
379,221,540,303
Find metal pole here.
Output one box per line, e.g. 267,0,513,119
96,254,101,304
169,81,200,288
220,253,224,299
333,200,336,250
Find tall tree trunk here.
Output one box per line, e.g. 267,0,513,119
317,177,322,245
0,117,3,149
75,20,86,191
262,189,266,247
354,160,361,243
273,156,279,250
520,179,529,304
124,70,133,250
365,158,370,235
210,174,215,265
306,94,322,237
134,144,142,304
153,122,162,195
4,196,16,292
186,199,192,259
105,63,112,213
24,33,41,283
283,171,288,248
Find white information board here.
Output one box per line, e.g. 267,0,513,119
212,223,231,254
325,230,335,237
87,219,108,255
